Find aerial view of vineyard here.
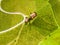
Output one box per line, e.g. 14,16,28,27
0,0,60,45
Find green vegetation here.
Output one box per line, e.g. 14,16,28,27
0,0,60,45
39,0,60,45
38,27,60,45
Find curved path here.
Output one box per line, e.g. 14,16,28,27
0,0,27,34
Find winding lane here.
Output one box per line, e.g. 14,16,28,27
0,0,27,34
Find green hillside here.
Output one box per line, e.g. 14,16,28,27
0,0,60,45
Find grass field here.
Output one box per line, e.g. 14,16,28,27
0,0,60,45
39,0,60,45
38,27,60,45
